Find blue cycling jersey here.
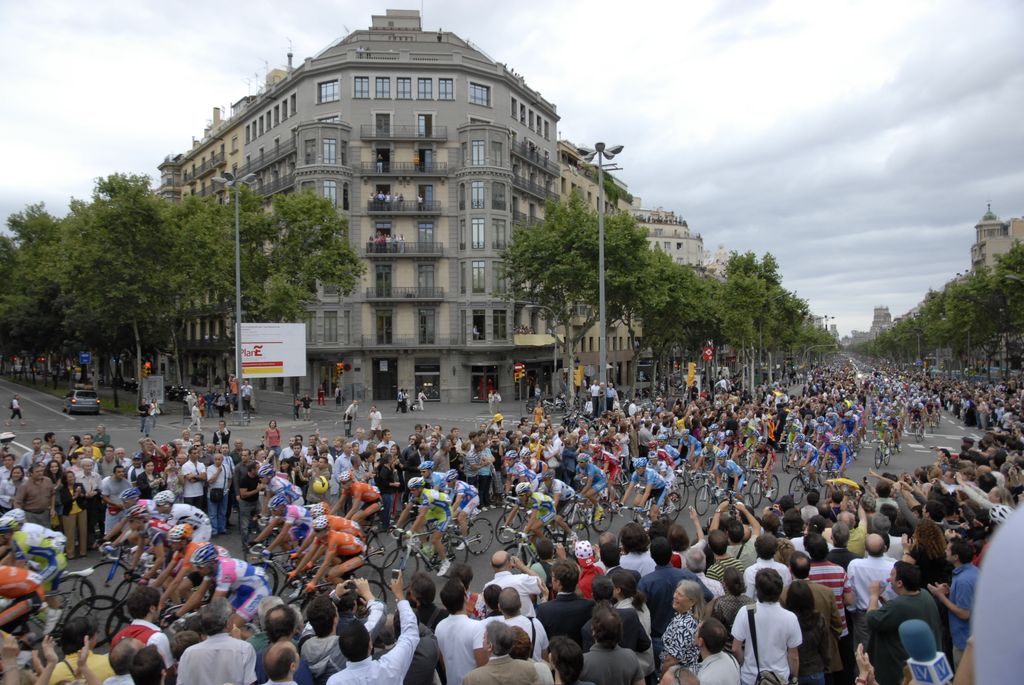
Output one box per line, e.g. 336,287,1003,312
631,469,668,490
714,460,744,477
680,435,702,458
581,463,606,485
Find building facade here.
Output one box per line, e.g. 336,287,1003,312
630,198,703,267
161,9,561,403
971,204,1024,271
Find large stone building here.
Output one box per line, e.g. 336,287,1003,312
971,204,1024,271
630,198,703,267
159,9,562,403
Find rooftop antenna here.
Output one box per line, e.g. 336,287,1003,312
244,76,253,96
287,38,294,70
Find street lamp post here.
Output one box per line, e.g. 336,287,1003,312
212,171,256,426
579,142,623,387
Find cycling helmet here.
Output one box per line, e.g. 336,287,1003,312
0,516,21,533
633,458,649,469
830,436,841,445
540,469,554,480
154,490,176,507
989,504,1014,525
515,482,533,496
578,454,592,464
445,469,459,482
189,543,220,566
646,440,658,448
709,423,719,432
126,504,150,519
120,487,141,501
579,435,591,445
591,443,603,452
419,461,435,471
269,494,290,510
4,510,25,525
312,515,330,531
716,449,729,459
337,470,352,483
258,464,275,479
407,476,426,490
680,429,690,436
167,523,194,543
307,503,326,517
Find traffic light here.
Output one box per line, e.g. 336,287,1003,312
142,361,152,378
687,362,696,387
574,366,584,387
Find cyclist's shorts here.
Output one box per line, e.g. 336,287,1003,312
458,496,480,515
590,479,607,495
230,581,270,621
536,507,556,525
651,487,667,507
425,511,450,533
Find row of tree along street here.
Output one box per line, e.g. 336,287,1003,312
0,175,832,398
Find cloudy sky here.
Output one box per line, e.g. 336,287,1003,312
1,0,1021,335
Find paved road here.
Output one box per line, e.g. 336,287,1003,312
0,375,983,598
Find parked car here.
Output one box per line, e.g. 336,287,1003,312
63,389,101,415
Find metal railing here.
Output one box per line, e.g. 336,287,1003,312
364,242,443,256
360,335,452,347
512,209,544,227
365,287,444,300
366,201,442,214
359,125,448,140
510,140,559,174
358,161,448,175
512,175,558,201
257,174,295,196
238,140,296,177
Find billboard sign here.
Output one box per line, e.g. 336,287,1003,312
240,323,307,378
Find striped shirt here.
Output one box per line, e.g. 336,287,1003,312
707,556,746,582
809,560,852,636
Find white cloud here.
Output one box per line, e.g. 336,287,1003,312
1,0,1021,336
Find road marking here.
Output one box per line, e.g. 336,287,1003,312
0,379,76,420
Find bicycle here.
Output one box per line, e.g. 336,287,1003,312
382,528,467,574
787,466,819,504
450,511,494,555
496,495,530,544
908,417,924,442
873,441,892,469
690,471,716,516
247,545,298,594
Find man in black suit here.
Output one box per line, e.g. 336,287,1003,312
536,559,594,646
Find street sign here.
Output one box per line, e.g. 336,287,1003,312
513,362,525,381
79,351,91,365
702,347,714,362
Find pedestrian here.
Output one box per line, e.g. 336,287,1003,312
206,451,231,536
317,384,326,406
343,400,358,438
865,562,942,685
368,405,383,440
187,402,201,433
730,568,802,685
301,392,313,421
416,388,426,412
7,395,24,426
926,538,979,668
13,462,55,529
241,379,254,420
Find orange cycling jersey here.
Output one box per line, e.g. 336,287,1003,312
344,481,381,504
325,515,364,539
317,532,365,557
175,541,229,573
0,566,43,599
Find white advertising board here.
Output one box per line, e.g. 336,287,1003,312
240,323,307,378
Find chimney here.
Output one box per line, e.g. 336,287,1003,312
212,107,222,126
287,50,293,71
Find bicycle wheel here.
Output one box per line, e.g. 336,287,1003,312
883,448,891,466
89,560,124,593
693,484,712,517
110,578,135,604
788,474,806,504
763,474,780,501
663,492,683,521
55,595,118,647
566,507,590,541
61,574,96,607
873,446,883,468
747,479,763,508
591,500,614,533
495,507,521,544
465,516,494,555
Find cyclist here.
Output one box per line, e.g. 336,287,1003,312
508,453,542,491
711,449,745,493
621,458,668,521
101,487,153,541
417,461,447,490
175,543,271,630
0,514,66,633
293,503,363,558
796,437,823,484
258,463,304,513
444,469,480,545
394,477,453,576
823,436,853,477
153,491,213,542
333,471,382,524
575,453,608,520
119,504,170,573
509,482,563,543
676,431,702,468
0,566,45,634
153,524,229,603
289,516,367,593
539,469,576,516
253,494,313,553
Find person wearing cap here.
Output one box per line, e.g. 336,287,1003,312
573,540,605,600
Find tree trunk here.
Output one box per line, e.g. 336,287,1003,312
133,318,143,403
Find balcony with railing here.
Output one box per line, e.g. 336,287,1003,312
364,241,444,257
365,286,444,301
257,174,296,196
359,125,448,141
512,175,558,201
511,140,560,174
358,161,449,176
366,200,442,215
512,209,544,227
238,140,297,177
360,335,452,347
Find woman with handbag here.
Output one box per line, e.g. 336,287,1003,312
58,470,88,559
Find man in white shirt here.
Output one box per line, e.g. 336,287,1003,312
697,618,741,685
435,578,486,683
178,598,256,685
368,405,383,440
846,533,897,649
487,588,548,661
180,446,207,509
326,574,418,685
731,568,801,685
589,382,601,417
743,534,792,598
476,550,543,619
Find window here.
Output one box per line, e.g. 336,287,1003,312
303,312,315,343
418,309,436,344
458,184,466,211
257,118,264,136
472,260,485,293
245,125,251,144
417,221,434,244
290,93,296,113
492,262,506,294
544,120,550,140
323,139,337,165
492,183,506,211
324,311,338,343
318,80,339,103
417,78,432,99
472,310,486,340
397,78,412,99
439,78,454,100
471,218,485,248
469,82,490,106
342,183,349,211
282,98,288,119
375,264,392,296
318,115,340,123
375,77,390,99
417,264,436,289
471,140,485,166
273,105,279,126
491,141,503,166
353,77,369,98
493,219,507,249
323,180,337,207
511,96,517,116
460,262,466,294
375,310,393,345
231,135,238,153
471,182,485,210
304,139,316,165
417,114,433,137
493,310,508,340
459,218,466,250
340,311,350,344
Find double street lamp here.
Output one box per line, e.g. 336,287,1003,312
578,142,624,387
212,171,256,425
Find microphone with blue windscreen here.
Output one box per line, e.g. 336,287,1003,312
899,619,953,684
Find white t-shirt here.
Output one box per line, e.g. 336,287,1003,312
434,614,483,685
476,571,542,618
181,460,207,498
730,602,801,683
369,411,383,430
743,559,792,598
